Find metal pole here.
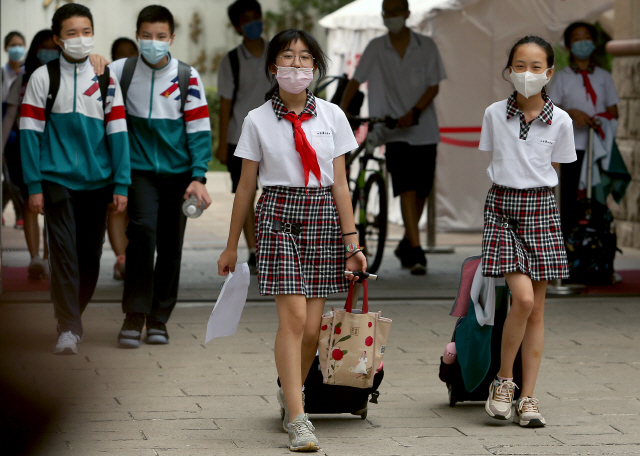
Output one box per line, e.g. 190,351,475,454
423,181,454,254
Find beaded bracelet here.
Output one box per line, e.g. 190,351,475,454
342,231,357,237
345,249,362,260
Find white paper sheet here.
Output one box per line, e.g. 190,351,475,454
205,263,250,343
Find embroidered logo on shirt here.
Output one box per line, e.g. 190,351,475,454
538,139,554,145
161,76,180,99
160,76,200,102
313,131,332,136
83,75,100,99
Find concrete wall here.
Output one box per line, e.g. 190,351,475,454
609,0,640,248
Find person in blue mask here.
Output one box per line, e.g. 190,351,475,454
2,31,27,230
216,0,270,275
548,22,619,237
109,5,212,348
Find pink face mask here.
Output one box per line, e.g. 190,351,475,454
276,66,314,94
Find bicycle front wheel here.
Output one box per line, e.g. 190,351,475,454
358,173,388,274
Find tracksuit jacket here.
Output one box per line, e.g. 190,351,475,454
109,55,211,177
20,55,130,195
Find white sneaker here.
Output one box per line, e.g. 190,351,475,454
515,396,546,428
277,387,306,432
485,377,518,420
288,413,319,452
54,331,82,355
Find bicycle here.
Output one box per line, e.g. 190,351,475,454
345,116,397,274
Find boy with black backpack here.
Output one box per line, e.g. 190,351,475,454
20,4,131,355
109,5,212,348
216,0,271,273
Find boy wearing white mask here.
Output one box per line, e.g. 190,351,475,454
341,0,446,275
20,4,131,355
109,5,212,348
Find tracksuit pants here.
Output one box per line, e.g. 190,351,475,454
42,180,111,337
122,171,191,324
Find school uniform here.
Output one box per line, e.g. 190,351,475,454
20,56,130,337
217,43,272,192
478,92,576,281
548,63,620,234
353,32,446,197
234,90,358,297
109,55,211,324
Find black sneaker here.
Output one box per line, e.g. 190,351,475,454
248,253,257,275
146,320,169,345
409,247,427,275
395,238,414,268
118,312,145,348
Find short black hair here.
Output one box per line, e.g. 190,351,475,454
137,5,175,35
228,0,262,27
382,0,409,11
264,29,328,100
51,3,94,37
111,37,138,61
4,31,26,48
563,21,597,49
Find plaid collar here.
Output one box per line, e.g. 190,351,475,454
570,61,596,74
506,91,553,125
271,88,317,120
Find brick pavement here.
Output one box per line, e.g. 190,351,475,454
1,297,639,456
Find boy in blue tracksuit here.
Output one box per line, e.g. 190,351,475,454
20,4,131,355
109,5,212,348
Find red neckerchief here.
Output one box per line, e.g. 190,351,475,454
281,111,321,190
579,70,597,107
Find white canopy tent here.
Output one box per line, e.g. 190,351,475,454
320,0,613,231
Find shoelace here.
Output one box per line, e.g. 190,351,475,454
58,331,77,344
494,380,518,403
518,396,540,414
291,416,315,438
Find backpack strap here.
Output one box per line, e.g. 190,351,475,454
177,60,191,114
228,48,240,111
97,66,110,112
45,59,61,122
119,57,137,109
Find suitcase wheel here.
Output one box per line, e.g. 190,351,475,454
353,407,367,420
448,384,457,407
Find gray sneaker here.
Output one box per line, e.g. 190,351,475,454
287,413,319,452
485,378,518,420
277,387,306,432
54,331,82,355
515,396,546,428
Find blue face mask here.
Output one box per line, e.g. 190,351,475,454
139,39,170,65
571,40,595,60
37,48,60,65
8,45,26,63
241,20,263,41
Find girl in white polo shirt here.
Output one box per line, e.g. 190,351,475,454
217,29,365,452
479,36,576,428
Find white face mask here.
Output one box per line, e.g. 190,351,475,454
509,67,553,99
383,16,405,34
60,36,94,60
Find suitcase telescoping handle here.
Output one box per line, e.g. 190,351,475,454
344,279,369,314
344,271,378,281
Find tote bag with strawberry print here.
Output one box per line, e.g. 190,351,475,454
318,280,392,389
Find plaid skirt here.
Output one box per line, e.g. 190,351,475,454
482,184,569,281
255,186,349,297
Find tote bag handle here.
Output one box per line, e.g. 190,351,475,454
344,279,368,314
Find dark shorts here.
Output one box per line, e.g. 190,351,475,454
227,144,242,193
4,138,29,200
385,142,437,198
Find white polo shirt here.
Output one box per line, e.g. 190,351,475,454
479,98,577,189
548,66,619,150
234,98,359,188
353,32,446,145
217,43,273,145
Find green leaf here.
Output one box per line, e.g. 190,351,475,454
342,350,348,355
328,375,332,378
335,322,342,328
337,335,351,343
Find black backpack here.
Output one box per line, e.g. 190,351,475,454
118,57,191,113
45,59,110,120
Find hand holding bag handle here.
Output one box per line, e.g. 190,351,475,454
344,279,368,314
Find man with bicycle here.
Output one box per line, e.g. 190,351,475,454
340,0,446,275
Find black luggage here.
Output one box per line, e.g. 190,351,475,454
278,356,383,419
439,286,522,407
